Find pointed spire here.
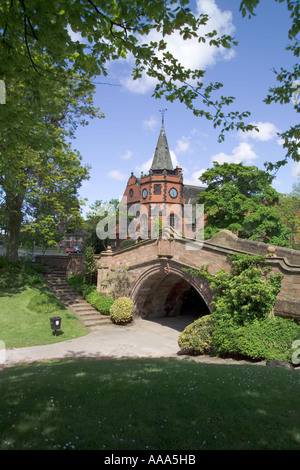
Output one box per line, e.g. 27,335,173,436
150,110,173,171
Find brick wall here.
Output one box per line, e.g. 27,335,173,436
97,231,300,320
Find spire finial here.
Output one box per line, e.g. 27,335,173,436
150,109,173,172
159,108,167,125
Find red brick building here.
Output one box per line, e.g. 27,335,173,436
119,118,205,243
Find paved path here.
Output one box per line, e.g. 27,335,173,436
4,318,190,365
4,317,260,367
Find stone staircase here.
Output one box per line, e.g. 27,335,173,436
44,268,112,330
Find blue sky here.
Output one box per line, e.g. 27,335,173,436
70,0,299,215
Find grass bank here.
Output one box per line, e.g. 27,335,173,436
0,258,88,348
0,358,299,450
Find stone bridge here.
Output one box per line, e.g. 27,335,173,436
96,230,300,321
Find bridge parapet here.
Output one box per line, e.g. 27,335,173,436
96,230,300,320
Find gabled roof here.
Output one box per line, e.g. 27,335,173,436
150,122,174,171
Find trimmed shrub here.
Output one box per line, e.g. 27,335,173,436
68,274,114,315
178,315,216,355
234,317,300,362
212,316,300,362
85,288,114,315
110,296,134,325
211,318,240,357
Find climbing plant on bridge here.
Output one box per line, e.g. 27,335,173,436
184,254,297,360
188,254,283,325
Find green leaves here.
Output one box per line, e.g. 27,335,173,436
0,0,256,140
188,253,283,327
198,162,291,245
0,54,100,259
239,0,260,18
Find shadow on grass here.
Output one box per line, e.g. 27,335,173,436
0,258,48,297
0,286,27,297
51,330,64,338
0,358,299,450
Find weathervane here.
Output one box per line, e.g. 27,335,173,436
159,108,167,125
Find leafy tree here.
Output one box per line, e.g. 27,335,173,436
21,166,86,254
185,254,300,362
0,0,256,141
0,70,98,261
0,1,298,169
1,1,298,260
198,162,292,246
186,254,285,359
83,199,120,253
278,188,300,248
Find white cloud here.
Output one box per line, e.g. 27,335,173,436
67,25,84,43
135,157,153,174
211,142,259,165
239,121,280,142
175,136,191,154
120,150,133,160
184,169,207,186
121,74,157,94
170,150,181,169
120,0,236,94
108,169,127,181
135,150,182,175
143,115,159,131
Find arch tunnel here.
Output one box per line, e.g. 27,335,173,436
131,265,211,321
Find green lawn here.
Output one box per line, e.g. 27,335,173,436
0,358,299,450
1,259,299,451
0,258,88,348
0,287,88,348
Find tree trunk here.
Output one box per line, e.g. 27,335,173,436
5,192,24,262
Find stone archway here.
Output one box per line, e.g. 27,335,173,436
130,261,212,319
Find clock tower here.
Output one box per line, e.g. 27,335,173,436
119,114,204,243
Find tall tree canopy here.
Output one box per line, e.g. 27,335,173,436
278,177,300,248
0,66,100,260
0,0,257,139
0,0,255,261
198,162,292,246
0,0,299,260
0,0,298,163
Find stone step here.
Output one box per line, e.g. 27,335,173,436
72,307,100,315
43,270,111,330
78,314,110,322
46,279,71,286
71,304,97,311
47,278,70,284
84,320,111,329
